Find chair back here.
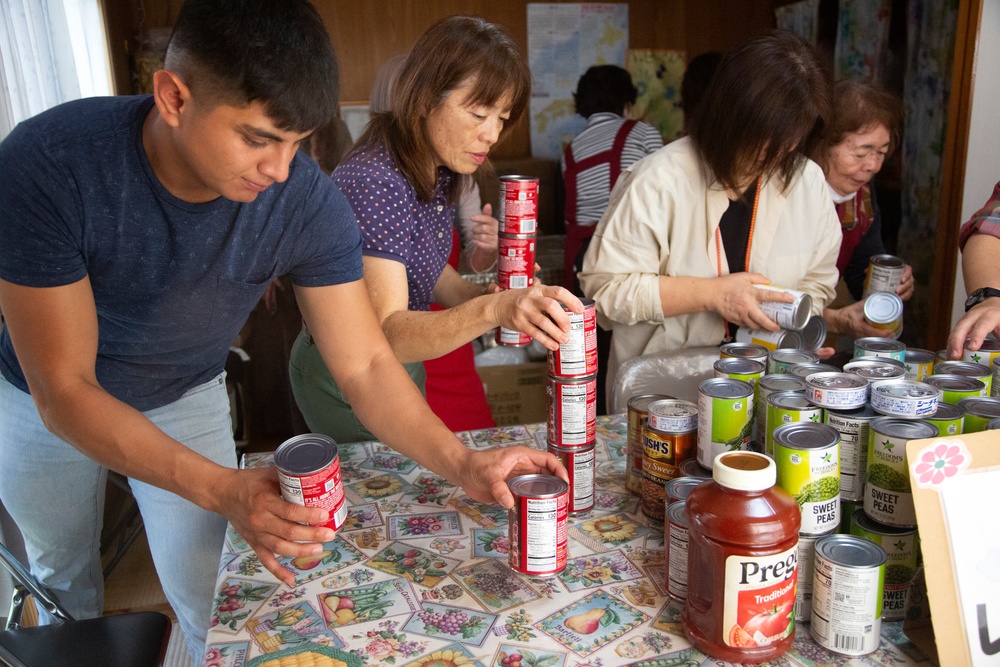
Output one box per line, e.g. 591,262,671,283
0,541,71,628
609,346,719,413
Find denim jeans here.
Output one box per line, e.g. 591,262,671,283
0,373,236,662
288,328,426,444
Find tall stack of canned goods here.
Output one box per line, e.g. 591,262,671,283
545,299,597,515
495,175,538,346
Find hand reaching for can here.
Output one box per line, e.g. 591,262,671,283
491,283,584,350
455,445,569,509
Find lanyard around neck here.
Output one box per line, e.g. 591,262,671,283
714,176,763,277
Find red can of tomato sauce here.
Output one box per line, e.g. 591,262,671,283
274,434,347,531
498,175,539,235
508,474,568,577
546,374,597,446
547,299,597,378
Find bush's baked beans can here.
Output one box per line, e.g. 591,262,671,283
862,254,906,299
933,360,992,395
754,285,813,330
678,457,712,479
547,298,597,378
765,391,824,457
854,337,906,362
823,404,877,503
546,374,596,446
642,399,698,521
274,434,347,531
869,379,939,418
507,474,568,577
795,528,836,623
696,378,754,468
497,175,539,235
495,232,537,347
756,374,807,449
787,362,839,380
843,358,907,384
863,292,904,340
719,342,769,366
804,372,869,410
810,534,886,656
865,417,937,527
801,314,828,350
850,509,918,621
903,348,936,381
923,401,964,436
961,337,1000,369
734,326,802,352
768,349,819,375
626,393,673,495
957,395,1000,433
924,373,987,405
666,500,690,600
546,442,595,514
773,423,841,535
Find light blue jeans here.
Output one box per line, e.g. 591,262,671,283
0,373,235,662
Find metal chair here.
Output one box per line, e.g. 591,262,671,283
608,346,720,413
0,539,170,667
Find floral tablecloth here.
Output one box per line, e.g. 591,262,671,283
202,416,932,667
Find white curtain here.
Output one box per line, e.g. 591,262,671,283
0,0,113,140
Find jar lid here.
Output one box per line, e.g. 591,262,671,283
713,451,775,491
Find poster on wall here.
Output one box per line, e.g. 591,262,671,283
527,3,628,160
626,49,685,143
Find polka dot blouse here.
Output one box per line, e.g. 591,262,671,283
333,145,454,312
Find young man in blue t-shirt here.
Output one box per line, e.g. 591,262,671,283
0,0,565,660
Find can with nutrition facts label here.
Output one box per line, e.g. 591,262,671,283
546,374,597,446
507,474,568,577
547,299,597,378
498,175,539,235
495,232,537,346
274,434,347,531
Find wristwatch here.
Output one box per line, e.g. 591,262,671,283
964,287,1000,312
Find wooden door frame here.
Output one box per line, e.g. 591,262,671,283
927,0,981,351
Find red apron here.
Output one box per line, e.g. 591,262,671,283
423,227,496,430
562,119,637,289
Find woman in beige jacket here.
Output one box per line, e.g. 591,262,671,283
580,30,841,392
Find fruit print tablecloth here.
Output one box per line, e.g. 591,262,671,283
202,416,933,667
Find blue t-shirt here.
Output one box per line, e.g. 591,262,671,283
334,145,453,311
0,96,363,411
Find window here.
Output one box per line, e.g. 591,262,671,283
0,0,113,140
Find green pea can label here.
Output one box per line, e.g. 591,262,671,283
755,374,807,451
903,348,936,381
850,509,918,621
773,423,841,535
922,401,964,436
957,395,1000,433
934,360,992,395
697,378,754,468
864,418,937,527
765,391,824,457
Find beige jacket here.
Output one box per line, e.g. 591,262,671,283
579,136,841,387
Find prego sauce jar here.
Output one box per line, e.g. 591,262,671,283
683,451,801,663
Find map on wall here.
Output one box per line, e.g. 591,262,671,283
627,49,686,143
527,3,629,160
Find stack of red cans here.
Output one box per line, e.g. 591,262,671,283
545,298,598,514
495,175,539,346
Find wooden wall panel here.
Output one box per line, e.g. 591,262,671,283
107,0,777,155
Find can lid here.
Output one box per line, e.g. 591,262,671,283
968,338,1000,352
628,393,674,412
844,360,907,381
720,342,769,359
871,253,906,269
770,349,820,365
871,379,939,400
846,355,906,369
768,391,814,410
800,315,827,350
855,337,907,353
925,373,987,393
699,377,754,399
870,416,939,440
816,534,887,568
788,363,839,379
666,499,689,526
713,451,775,491
935,360,991,377
958,396,1000,419
274,434,339,475
987,417,1000,430
759,374,808,393
647,399,699,432
664,476,706,501
864,292,904,323
904,348,937,364
772,422,840,450
926,401,962,420
713,358,766,375
508,474,569,498
805,372,868,391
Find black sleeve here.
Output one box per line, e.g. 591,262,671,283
843,187,886,300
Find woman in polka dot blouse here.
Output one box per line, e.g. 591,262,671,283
289,15,583,443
